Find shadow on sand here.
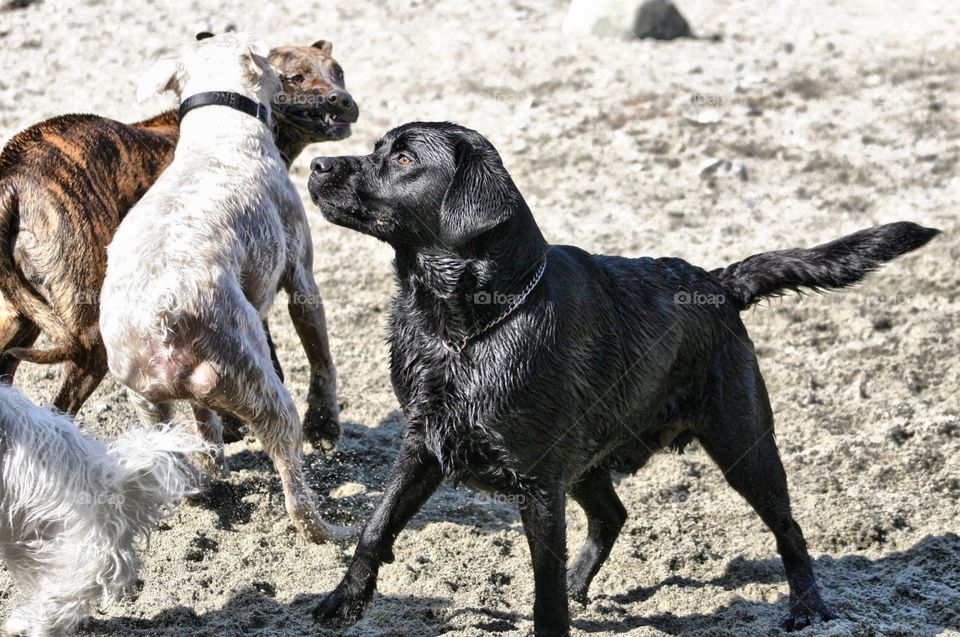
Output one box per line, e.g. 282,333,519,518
83,534,958,636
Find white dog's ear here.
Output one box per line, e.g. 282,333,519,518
249,39,269,58
137,58,180,102
244,47,280,97
244,47,272,77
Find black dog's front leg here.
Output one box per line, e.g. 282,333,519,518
520,486,570,637
313,433,443,623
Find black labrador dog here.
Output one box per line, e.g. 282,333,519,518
307,122,938,636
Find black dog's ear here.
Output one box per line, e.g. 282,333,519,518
440,137,516,247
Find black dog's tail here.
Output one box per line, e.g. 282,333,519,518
712,222,940,311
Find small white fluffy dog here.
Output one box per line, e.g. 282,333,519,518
100,32,339,543
0,385,206,637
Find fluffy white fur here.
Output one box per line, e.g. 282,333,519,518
0,385,207,637
100,32,340,543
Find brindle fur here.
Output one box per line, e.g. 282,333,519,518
0,41,356,449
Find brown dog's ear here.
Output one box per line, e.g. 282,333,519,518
439,136,516,247
311,40,333,55
195,31,215,41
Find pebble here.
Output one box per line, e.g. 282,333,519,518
633,0,693,40
699,158,748,182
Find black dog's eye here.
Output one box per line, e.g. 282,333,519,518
395,152,415,166
287,74,305,84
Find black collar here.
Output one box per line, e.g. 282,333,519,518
178,91,270,126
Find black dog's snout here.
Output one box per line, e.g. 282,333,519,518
311,157,336,173
326,89,353,109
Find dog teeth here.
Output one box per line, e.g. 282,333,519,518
319,113,347,125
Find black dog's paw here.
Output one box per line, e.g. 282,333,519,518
566,565,591,605
567,583,589,606
783,604,837,631
312,583,370,625
303,403,341,452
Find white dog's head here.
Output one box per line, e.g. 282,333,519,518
137,31,280,106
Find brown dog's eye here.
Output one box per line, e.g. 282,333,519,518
396,153,414,166
288,74,305,84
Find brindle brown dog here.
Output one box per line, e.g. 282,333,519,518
0,40,357,449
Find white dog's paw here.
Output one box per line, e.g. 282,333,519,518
5,606,35,636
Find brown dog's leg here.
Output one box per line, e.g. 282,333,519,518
263,319,284,382
0,309,40,383
51,341,108,415
698,363,835,631
286,270,339,451
567,467,627,604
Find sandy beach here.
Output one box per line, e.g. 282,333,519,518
0,0,957,635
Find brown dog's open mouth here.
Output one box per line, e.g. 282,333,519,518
274,105,357,136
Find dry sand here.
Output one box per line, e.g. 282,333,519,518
1,0,958,635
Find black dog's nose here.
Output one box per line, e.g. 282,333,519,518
326,89,353,109
311,157,335,173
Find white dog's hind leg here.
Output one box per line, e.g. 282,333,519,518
191,404,227,477
196,348,344,544
129,392,173,425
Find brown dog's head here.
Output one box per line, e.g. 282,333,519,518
268,40,359,145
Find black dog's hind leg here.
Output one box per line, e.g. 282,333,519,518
313,434,443,623
520,485,571,637
567,467,627,604
699,360,835,631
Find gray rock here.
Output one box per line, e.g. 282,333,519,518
699,158,748,182
633,0,693,41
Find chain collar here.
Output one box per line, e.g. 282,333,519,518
443,255,548,354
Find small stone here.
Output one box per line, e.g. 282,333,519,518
330,482,367,498
686,108,723,126
699,158,748,182
873,317,893,331
633,0,693,40
699,158,729,178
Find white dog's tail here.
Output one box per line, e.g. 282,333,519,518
106,425,210,541
0,386,212,635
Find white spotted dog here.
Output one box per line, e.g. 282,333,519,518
0,384,207,637
100,32,342,543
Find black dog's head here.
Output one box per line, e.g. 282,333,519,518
308,122,531,251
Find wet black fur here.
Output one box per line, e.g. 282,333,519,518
306,122,939,636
